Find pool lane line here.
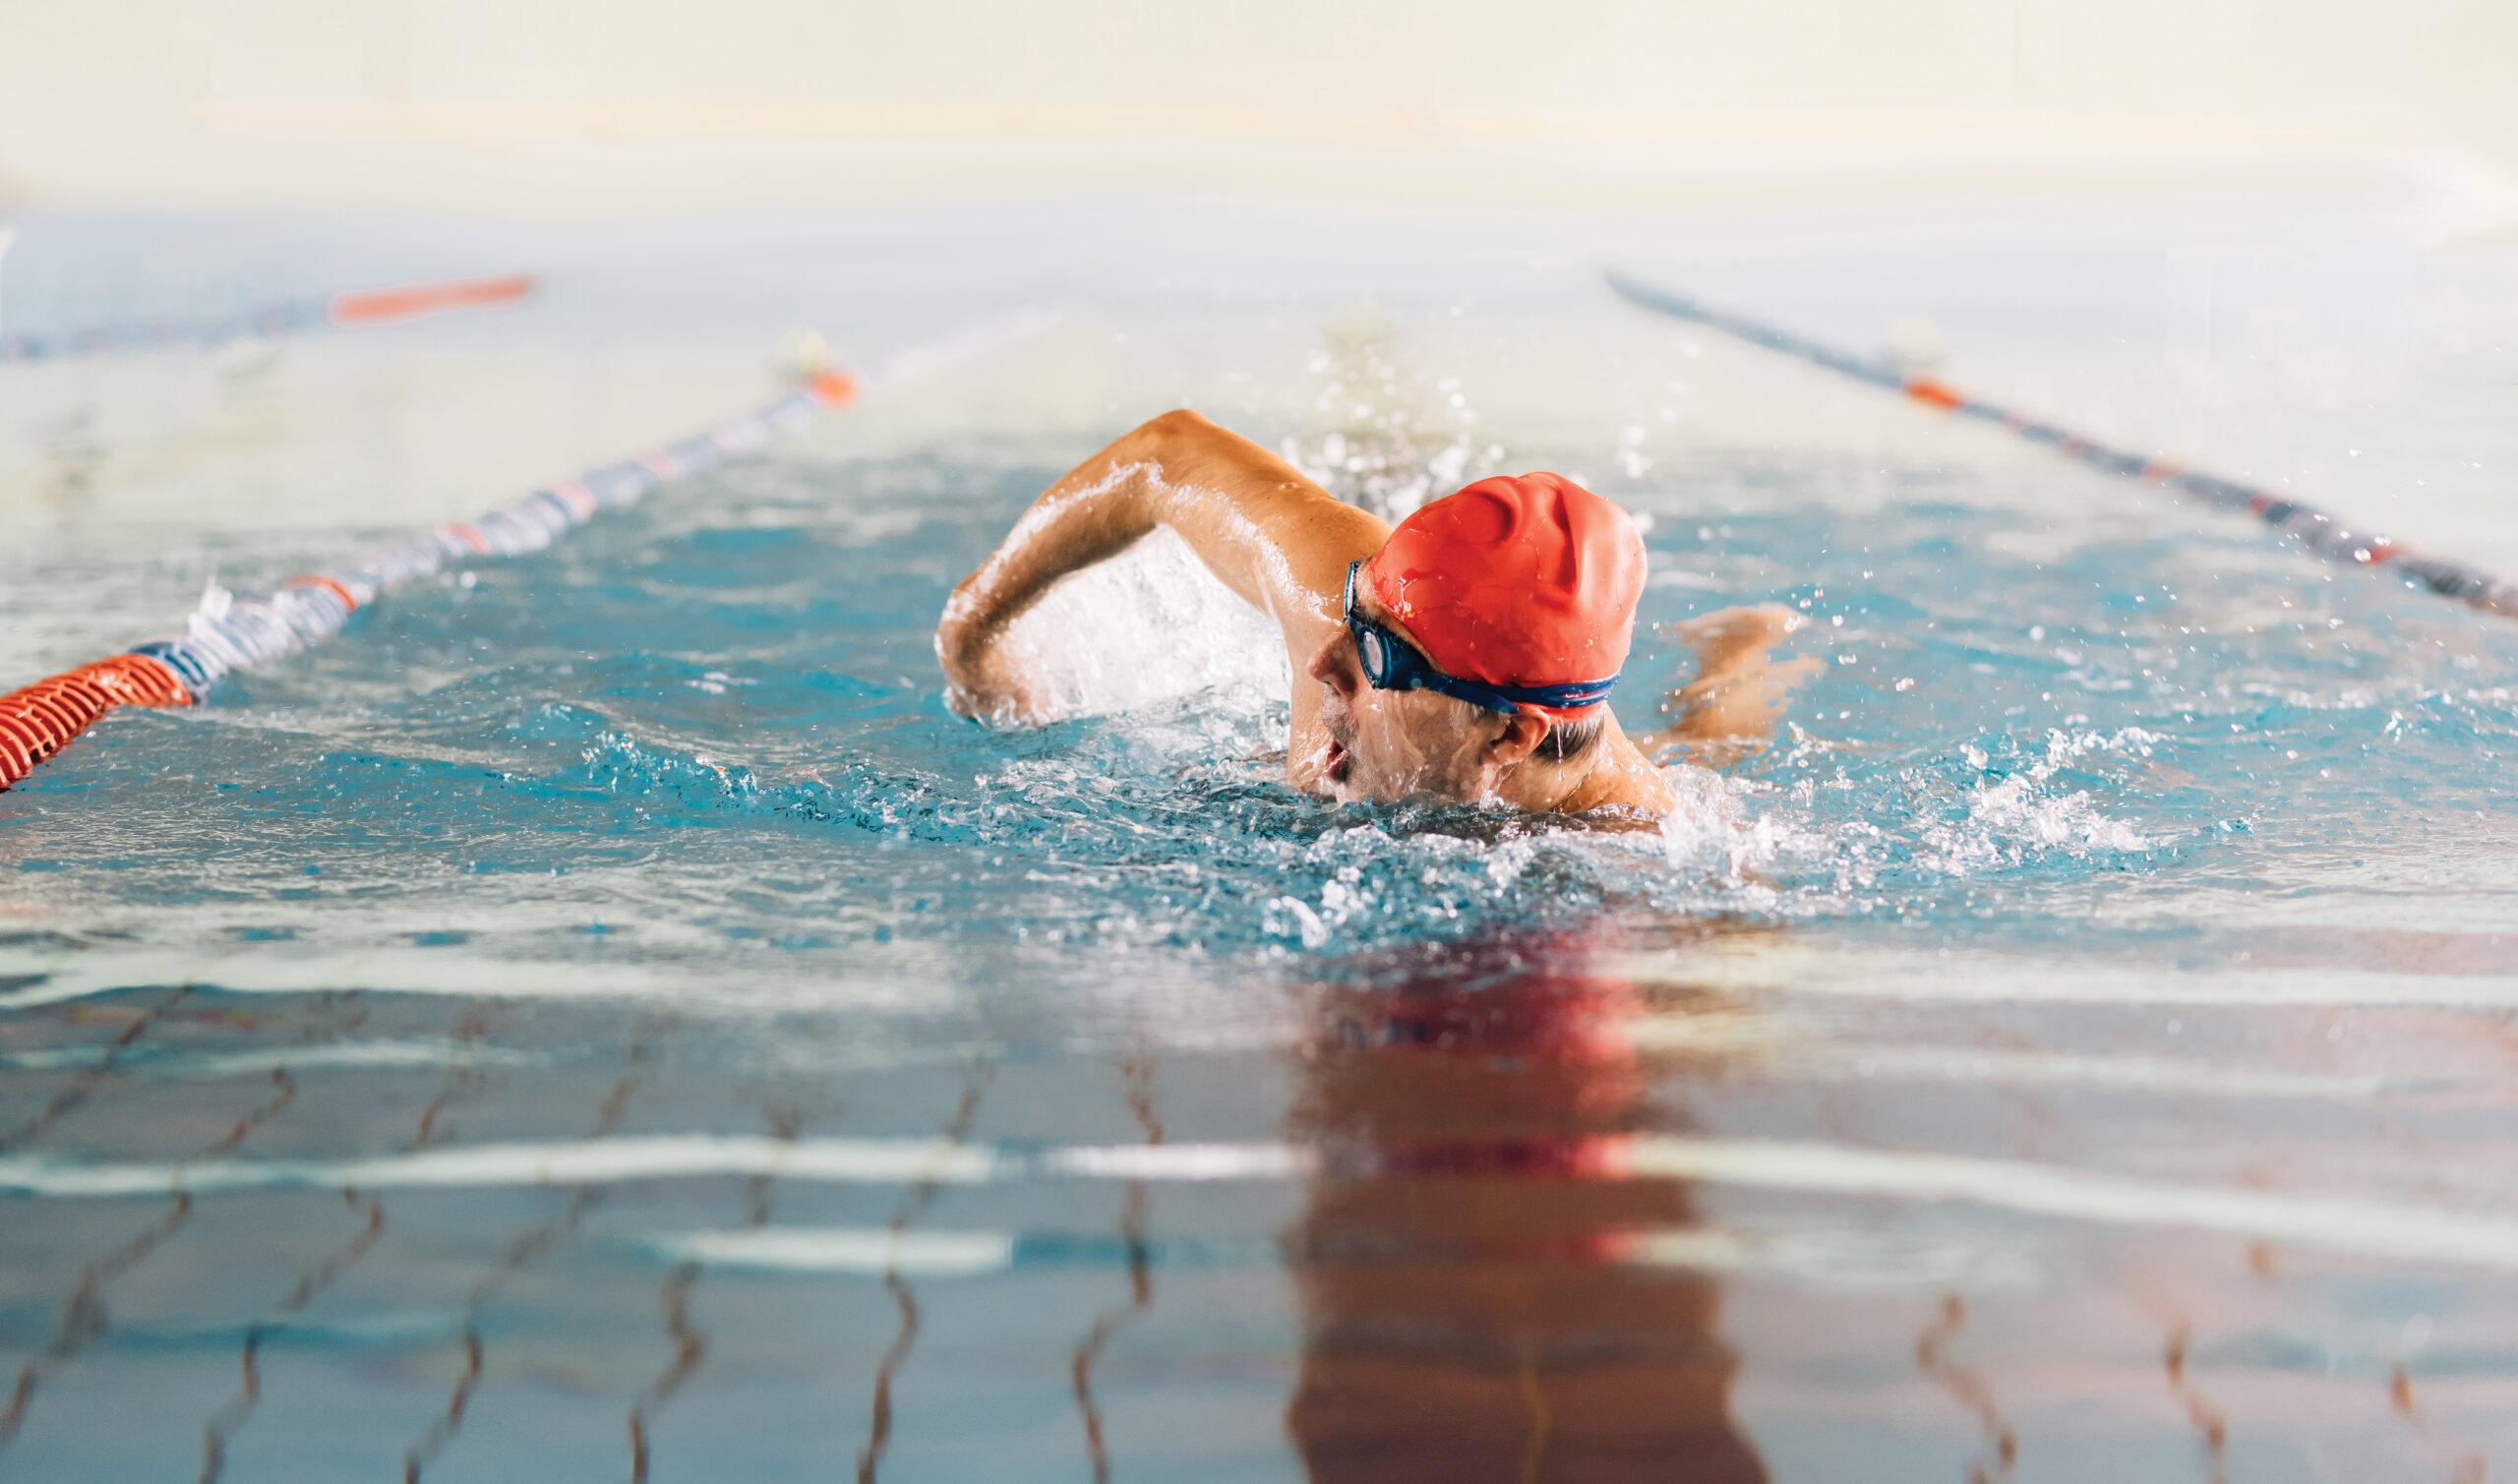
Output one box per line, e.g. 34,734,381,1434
0,657,195,795
1603,271,2518,622
0,271,535,364
0,370,857,796
0,303,1056,797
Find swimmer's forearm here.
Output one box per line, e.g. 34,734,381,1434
938,410,1380,704
936,419,1176,691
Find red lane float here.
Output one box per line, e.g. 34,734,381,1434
0,657,191,791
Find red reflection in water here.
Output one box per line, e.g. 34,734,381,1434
1285,930,1767,1483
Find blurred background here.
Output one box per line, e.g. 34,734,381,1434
6,1,2516,562
6,0,2518,215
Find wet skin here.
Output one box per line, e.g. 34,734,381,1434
938,410,1808,818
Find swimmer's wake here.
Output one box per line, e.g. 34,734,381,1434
1605,270,2518,622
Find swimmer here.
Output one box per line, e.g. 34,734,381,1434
939,410,1808,819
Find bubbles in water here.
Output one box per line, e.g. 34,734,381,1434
996,528,1288,721
1278,303,1507,521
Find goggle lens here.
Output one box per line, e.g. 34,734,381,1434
1358,628,1390,684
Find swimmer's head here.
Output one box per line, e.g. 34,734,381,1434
1305,473,1647,804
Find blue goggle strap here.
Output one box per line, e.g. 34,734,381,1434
1344,562,1619,716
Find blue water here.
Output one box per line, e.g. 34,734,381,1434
4,202,2517,1482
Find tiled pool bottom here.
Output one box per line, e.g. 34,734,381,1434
4,930,2514,1482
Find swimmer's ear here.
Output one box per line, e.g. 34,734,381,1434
1484,709,1551,768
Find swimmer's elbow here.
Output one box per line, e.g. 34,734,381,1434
1125,408,1221,465
1136,407,1216,442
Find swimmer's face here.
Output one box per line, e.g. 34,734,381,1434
1303,590,1511,804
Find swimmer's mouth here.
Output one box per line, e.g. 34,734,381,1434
1323,738,1352,783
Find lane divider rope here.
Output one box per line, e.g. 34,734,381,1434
0,370,858,793
0,272,535,364
0,303,1056,794
1605,269,2518,621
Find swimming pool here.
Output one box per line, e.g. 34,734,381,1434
3,195,2515,1481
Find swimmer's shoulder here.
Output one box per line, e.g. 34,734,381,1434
1563,759,1730,836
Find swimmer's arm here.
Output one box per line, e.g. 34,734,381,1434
1643,605,1823,767
938,409,1385,721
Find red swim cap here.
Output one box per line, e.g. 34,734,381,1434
1360,473,1647,717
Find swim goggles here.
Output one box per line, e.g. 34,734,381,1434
1343,561,1618,716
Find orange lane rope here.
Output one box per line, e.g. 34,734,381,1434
0,657,191,792
326,274,536,328
0,273,537,363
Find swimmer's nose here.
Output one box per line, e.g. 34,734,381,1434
1306,630,1358,697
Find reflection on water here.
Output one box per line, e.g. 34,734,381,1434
1289,929,1766,1483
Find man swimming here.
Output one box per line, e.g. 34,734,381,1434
938,409,1800,819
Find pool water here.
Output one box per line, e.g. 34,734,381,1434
3,196,2516,1482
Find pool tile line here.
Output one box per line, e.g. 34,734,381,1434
195,1187,386,1484
628,1093,828,1484
623,1266,702,1484
1070,1050,1165,1484
1913,1293,2019,1484
0,982,195,1155
194,999,497,1484
857,1061,994,1484
402,1032,657,1484
2161,1320,2232,1484
0,1062,303,1453
2388,1363,2491,1484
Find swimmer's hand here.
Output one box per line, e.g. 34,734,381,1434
936,603,1055,727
